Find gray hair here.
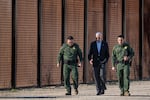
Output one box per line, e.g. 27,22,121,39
96,32,103,36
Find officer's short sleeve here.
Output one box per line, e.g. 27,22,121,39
57,44,66,63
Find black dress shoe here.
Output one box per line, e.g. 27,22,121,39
96,91,101,95
101,90,105,94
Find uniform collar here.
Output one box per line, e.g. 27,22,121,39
67,43,75,48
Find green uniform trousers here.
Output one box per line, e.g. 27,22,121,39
116,63,130,94
63,64,78,93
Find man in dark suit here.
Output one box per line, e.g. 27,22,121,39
88,32,109,95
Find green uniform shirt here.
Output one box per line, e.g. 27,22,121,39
57,43,82,63
112,42,134,67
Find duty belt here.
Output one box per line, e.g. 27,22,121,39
64,60,77,65
116,60,129,65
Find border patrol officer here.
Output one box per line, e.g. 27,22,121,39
57,36,82,95
112,35,134,96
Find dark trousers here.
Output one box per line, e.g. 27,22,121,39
93,64,106,93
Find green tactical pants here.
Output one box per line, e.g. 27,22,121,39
63,64,78,93
116,63,130,94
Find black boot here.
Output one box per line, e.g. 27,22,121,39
65,92,71,95
75,89,78,95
